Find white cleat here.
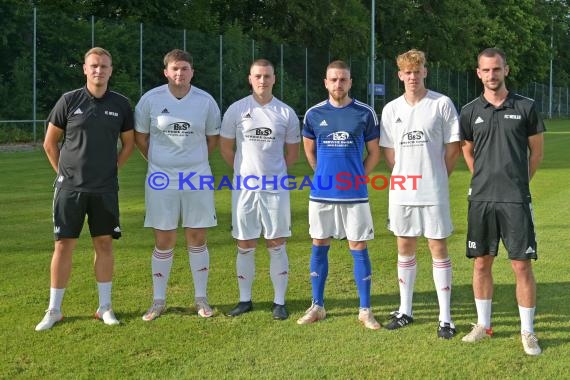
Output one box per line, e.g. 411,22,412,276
35,309,63,331
521,331,542,356
95,304,120,325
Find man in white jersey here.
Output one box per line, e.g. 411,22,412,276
380,49,460,338
220,59,300,320
135,49,221,321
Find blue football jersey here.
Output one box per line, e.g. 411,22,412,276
303,99,379,203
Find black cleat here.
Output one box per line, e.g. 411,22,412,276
272,303,289,320
226,301,253,317
385,311,414,330
437,322,457,339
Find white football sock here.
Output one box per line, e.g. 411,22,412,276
189,244,209,299
432,257,452,324
397,254,416,316
97,281,112,308
475,298,492,328
236,247,255,302
151,247,173,301
269,244,289,305
48,287,65,311
519,305,536,334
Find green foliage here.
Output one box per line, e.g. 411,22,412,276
1,0,569,133
0,125,35,144
1,121,570,378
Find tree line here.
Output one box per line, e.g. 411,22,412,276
1,0,568,127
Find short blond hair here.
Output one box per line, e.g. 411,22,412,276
396,49,426,70
84,47,112,63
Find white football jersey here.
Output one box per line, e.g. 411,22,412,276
135,84,221,189
380,90,460,205
220,95,300,191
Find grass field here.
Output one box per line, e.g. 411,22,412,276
1,120,570,379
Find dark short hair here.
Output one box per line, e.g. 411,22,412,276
163,49,193,68
478,48,507,66
250,58,274,72
326,60,350,75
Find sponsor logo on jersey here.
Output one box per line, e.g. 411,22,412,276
253,127,272,136
73,108,83,115
161,108,170,114
504,114,522,120
475,116,484,124
327,131,349,141
400,130,428,146
104,110,119,117
244,127,275,141
57,175,64,183
401,130,424,141
319,120,328,127
169,122,191,131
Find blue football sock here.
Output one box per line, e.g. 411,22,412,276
310,245,330,307
351,248,372,308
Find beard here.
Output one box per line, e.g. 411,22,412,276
484,79,504,91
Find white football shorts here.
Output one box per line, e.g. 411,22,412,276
232,190,291,240
309,201,374,241
144,187,217,230
388,203,453,239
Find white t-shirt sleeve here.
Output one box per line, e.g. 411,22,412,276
134,95,151,134
285,107,301,144
379,105,394,148
205,98,221,136
441,97,461,144
220,103,238,139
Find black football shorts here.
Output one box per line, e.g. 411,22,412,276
466,201,537,260
52,188,121,240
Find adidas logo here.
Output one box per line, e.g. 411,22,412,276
475,116,484,124
395,117,402,123
319,120,328,127
73,108,83,115
54,226,60,234
113,226,121,233
244,113,252,119
161,108,169,114
525,246,536,254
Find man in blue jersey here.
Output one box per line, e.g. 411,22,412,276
298,60,381,330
